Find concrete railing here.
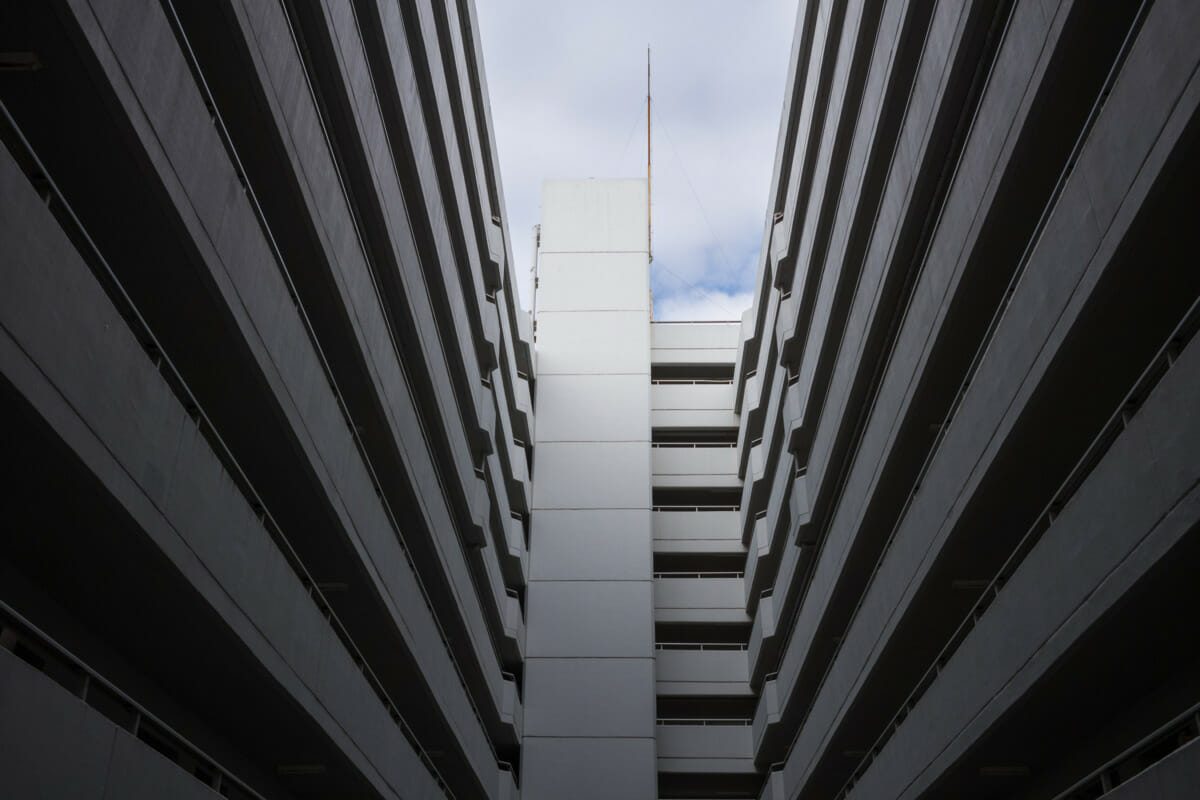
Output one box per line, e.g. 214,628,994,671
655,648,752,694
652,509,741,546
652,448,741,490
655,578,750,625
656,722,757,774
652,382,736,409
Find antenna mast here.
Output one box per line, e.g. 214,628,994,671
647,46,652,262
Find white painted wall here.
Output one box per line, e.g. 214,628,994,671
524,179,657,799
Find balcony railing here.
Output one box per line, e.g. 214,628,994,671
655,643,749,651
652,441,734,448
0,600,267,800
653,505,740,512
1053,701,1200,800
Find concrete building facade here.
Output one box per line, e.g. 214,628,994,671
0,1,533,798
736,0,1200,798
3,0,1200,799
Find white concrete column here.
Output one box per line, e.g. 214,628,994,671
523,179,657,799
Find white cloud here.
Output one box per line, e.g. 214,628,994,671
476,0,799,310
652,288,753,322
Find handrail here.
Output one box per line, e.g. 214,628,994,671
650,378,735,385
655,642,749,651
0,600,268,800
654,571,745,579
651,442,737,449
1052,701,1200,799
653,505,740,512
837,295,1197,799
656,718,753,726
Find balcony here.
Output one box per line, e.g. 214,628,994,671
506,515,529,579
652,509,741,554
502,590,525,664
512,374,533,442
739,442,767,523
746,465,804,610
651,381,739,429
650,322,741,366
775,290,801,367
655,577,749,625
651,381,736,409
748,593,780,691
495,764,519,800
743,516,769,605
656,721,756,774
782,374,806,453
652,445,740,490
736,372,762,476
655,645,751,696
504,437,530,516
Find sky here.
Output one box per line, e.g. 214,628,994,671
475,1,799,321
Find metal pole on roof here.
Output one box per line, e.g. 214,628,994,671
647,46,652,262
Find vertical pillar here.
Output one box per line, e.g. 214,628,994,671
523,179,657,798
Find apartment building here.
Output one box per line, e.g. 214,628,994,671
4,0,1200,799
0,1,533,798
738,1,1200,798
